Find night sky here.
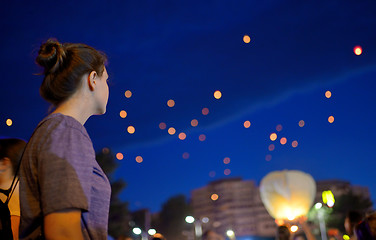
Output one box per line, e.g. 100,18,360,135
1,1,376,213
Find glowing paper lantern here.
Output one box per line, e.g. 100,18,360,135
259,170,316,221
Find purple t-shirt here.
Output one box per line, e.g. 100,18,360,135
19,113,111,240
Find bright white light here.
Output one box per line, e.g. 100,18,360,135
148,229,156,235
133,227,142,235
315,203,323,209
202,217,209,223
327,199,335,208
185,216,195,224
291,225,299,233
226,230,235,237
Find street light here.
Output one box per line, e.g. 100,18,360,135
185,216,205,240
226,230,235,240
148,229,156,235
133,227,142,235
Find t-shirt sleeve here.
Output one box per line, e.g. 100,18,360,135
37,124,94,216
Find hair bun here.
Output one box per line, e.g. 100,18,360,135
36,39,66,74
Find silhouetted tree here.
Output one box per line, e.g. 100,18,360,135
96,148,130,238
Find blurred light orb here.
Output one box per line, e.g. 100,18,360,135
133,227,141,235
224,169,231,175
127,126,135,134
276,124,283,132
270,133,277,141
315,203,323,209
167,99,175,107
328,116,335,123
244,120,251,128
136,156,143,163
199,134,206,141
202,107,209,115
299,120,305,127
214,90,222,99
191,119,198,127
6,119,13,126
226,230,235,237
268,144,275,151
159,122,167,130
209,171,216,177
243,35,251,43
292,140,298,148
291,225,299,233
116,153,124,160
202,217,209,223
168,127,176,135
280,137,287,145
148,229,157,236
325,90,332,99
223,157,231,164
124,90,132,98
119,110,127,118
211,194,219,201
102,147,110,154
265,154,272,161
182,152,190,159
354,46,362,55
185,216,195,223
343,235,350,240
178,132,187,140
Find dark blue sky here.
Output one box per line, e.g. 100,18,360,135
1,0,376,212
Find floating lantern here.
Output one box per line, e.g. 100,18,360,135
260,170,316,220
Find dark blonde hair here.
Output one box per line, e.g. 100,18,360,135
36,38,107,106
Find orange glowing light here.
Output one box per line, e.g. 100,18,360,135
276,124,283,132
280,137,287,145
224,169,231,175
124,90,132,98
265,154,272,161
354,46,362,55
214,90,222,99
127,126,135,134
159,122,167,130
299,120,305,127
116,153,124,160
223,157,230,164
270,133,277,141
211,194,219,201
243,35,251,43
292,140,298,148
182,152,190,159
268,144,275,151
328,116,334,123
136,156,143,163
168,127,176,135
199,134,206,141
6,119,12,126
167,99,175,107
191,119,198,127
102,147,110,154
202,108,209,115
325,90,332,99
120,110,127,118
244,120,251,128
178,132,187,140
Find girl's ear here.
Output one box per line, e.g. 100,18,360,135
87,71,98,91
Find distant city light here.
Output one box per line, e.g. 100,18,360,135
292,140,298,148
6,119,12,126
243,35,251,43
182,152,190,159
167,99,175,107
148,229,157,236
211,194,219,201
268,144,275,151
270,133,277,141
290,225,299,233
102,147,110,154
199,134,206,141
223,157,230,164
325,90,332,99
343,234,350,240
315,203,323,209
280,137,287,145
209,171,216,177
119,110,127,118
214,90,222,99
168,127,176,135
276,124,283,132
127,126,135,134
265,154,272,161
191,119,198,127
185,216,195,224
136,156,143,163
328,116,335,123
178,132,187,140
124,90,132,98
226,230,235,237
116,153,124,160
133,227,141,235
353,46,362,55
299,120,305,127
224,169,231,175
202,107,209,115
202,217,209,223
159,122,167,130
244,120,251,128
